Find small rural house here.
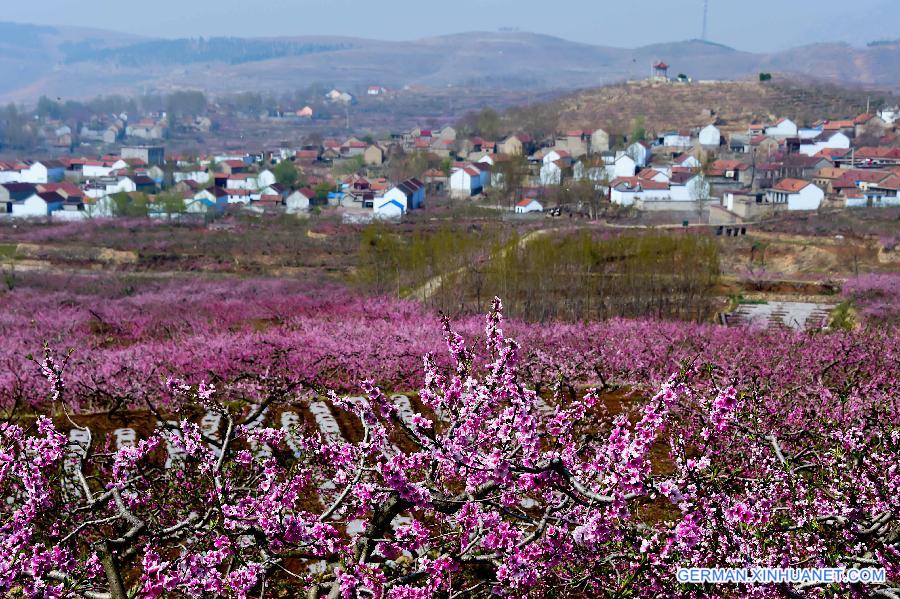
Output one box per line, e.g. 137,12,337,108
11,191,65,218
373,198,405,219
285,188,315,214
450,166,483,198
764,118,798,139
699,124,722,147
515,199,543,213
766,178,825,211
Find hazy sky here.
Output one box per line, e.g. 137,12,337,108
5,0,899,52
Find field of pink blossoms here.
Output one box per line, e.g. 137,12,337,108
0,273,894,410
0,271,898,598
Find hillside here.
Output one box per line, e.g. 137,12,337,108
547,79,897,135
1,23,900,103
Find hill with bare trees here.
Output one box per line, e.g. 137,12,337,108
534,79,896,137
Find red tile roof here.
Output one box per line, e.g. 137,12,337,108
611,176,669,190
855,147,900,159
823,120,854,130
772,178,811,193
875,175,900,190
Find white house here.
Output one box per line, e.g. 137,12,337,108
0,163,21,183
541,149,570,165
373,198,405,219
764,118,798,138
614,154,637,178
285,188,313,214
13,161,66,184
515,199,543,213
661,132,692,148
674,154,701,169
256,169,276,189
224,189,253,204
638,168,669,183
698,124,721,147
625,142,652,167
185,189,227,214
224,174,259,191
799,131,851,156
878,105,898,125
668,172,706,201
450,166,483,198
766,178,824,211
384,178,425,210
540,161,565,186
174,169,211,185
11,192,64,218
609,177,671,206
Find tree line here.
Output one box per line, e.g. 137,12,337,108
356,225,720,322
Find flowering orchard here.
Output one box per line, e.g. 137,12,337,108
841,273,900,325
0,275,896,410
0,291,898,598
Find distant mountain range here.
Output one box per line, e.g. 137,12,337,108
1,22,899,103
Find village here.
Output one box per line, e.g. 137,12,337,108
1,68,900,225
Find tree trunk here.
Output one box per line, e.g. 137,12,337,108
100,542,128,599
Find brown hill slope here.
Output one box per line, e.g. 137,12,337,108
548,79,897,136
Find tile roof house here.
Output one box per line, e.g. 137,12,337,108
766,178,824,211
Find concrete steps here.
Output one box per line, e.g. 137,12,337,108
724,301,834,331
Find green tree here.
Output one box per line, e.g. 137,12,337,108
152,192,186,218
272,160,300,188
630,115,646,142
110,192,149,218
335,155,365,176
314,182,334,202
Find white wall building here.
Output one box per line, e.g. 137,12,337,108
515,199,543,213
450,166,483,198
764,118,798,138
698,124,721,147
661,132,692,148
625,142,652,167
614,154,637,178
766,179,824,211
11,192,64,218
799,131,851,156
373,198,405,219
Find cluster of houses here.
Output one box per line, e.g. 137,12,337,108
442,106,900,218
2,98,899,222
35,113,177,150
0,142,430,220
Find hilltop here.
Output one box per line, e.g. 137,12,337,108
2,22,900,102
543,79,897,135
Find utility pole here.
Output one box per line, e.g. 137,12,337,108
702,0,709,41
